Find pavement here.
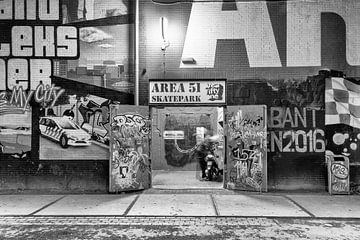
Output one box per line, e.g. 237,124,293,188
0,190,360,239
0,189,359,218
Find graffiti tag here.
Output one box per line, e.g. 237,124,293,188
332,179,348,192
112,114,150,138
112,146,150,189
331,163,349,179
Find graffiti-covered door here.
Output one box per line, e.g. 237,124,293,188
226,105,267,192
109,105,151,193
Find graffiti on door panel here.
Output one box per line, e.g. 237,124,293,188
110,114,151,190
227,109,266,191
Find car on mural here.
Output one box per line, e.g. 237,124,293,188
0,112,32,156
0,127,31,155
39,116,92,148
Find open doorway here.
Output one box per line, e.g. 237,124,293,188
151,107,225,189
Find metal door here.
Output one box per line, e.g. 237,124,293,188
109,105,151,192
225,105,267,192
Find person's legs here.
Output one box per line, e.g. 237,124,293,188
199,158,206,178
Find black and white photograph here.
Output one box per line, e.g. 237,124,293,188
0,0,360,239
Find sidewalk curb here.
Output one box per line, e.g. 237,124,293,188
1,214,360,220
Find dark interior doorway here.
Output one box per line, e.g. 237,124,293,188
151,107,224,189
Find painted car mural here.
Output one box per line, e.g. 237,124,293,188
39,116,91,148
0,111,32,158
46,94,113,146
0,127,31,155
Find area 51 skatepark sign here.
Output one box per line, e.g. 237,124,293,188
149,80,226,105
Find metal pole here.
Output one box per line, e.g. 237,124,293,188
135,0,140,106
163,50,166,79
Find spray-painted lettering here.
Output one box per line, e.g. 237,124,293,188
181,0,360,68
1,84,64,112
331,163,349,179
268,107,325,153
112,114,150,138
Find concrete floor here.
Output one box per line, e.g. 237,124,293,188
152,170,223,189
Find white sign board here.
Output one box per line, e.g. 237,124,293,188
149,80,226,105
163,130,185,140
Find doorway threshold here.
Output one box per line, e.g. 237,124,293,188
152,170,223,190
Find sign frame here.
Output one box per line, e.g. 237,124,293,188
149,79,227,106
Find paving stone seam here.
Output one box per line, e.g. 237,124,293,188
283,195,315,218
123,195,140,216
28,195,66,216
210,194,220,216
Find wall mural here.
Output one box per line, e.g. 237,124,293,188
325,77,360,193
0,0,134,192
0,92,32,159
226,105,267,192
326,126,360,165
58,0,134,93
62,0,129,23
36,0,134,161
268,107,325,154
109,106,151,192
264,74,326,189
39,93,112,160
225,73,328,190
1,85,66,160
0,0,72,161
325,77,360,164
